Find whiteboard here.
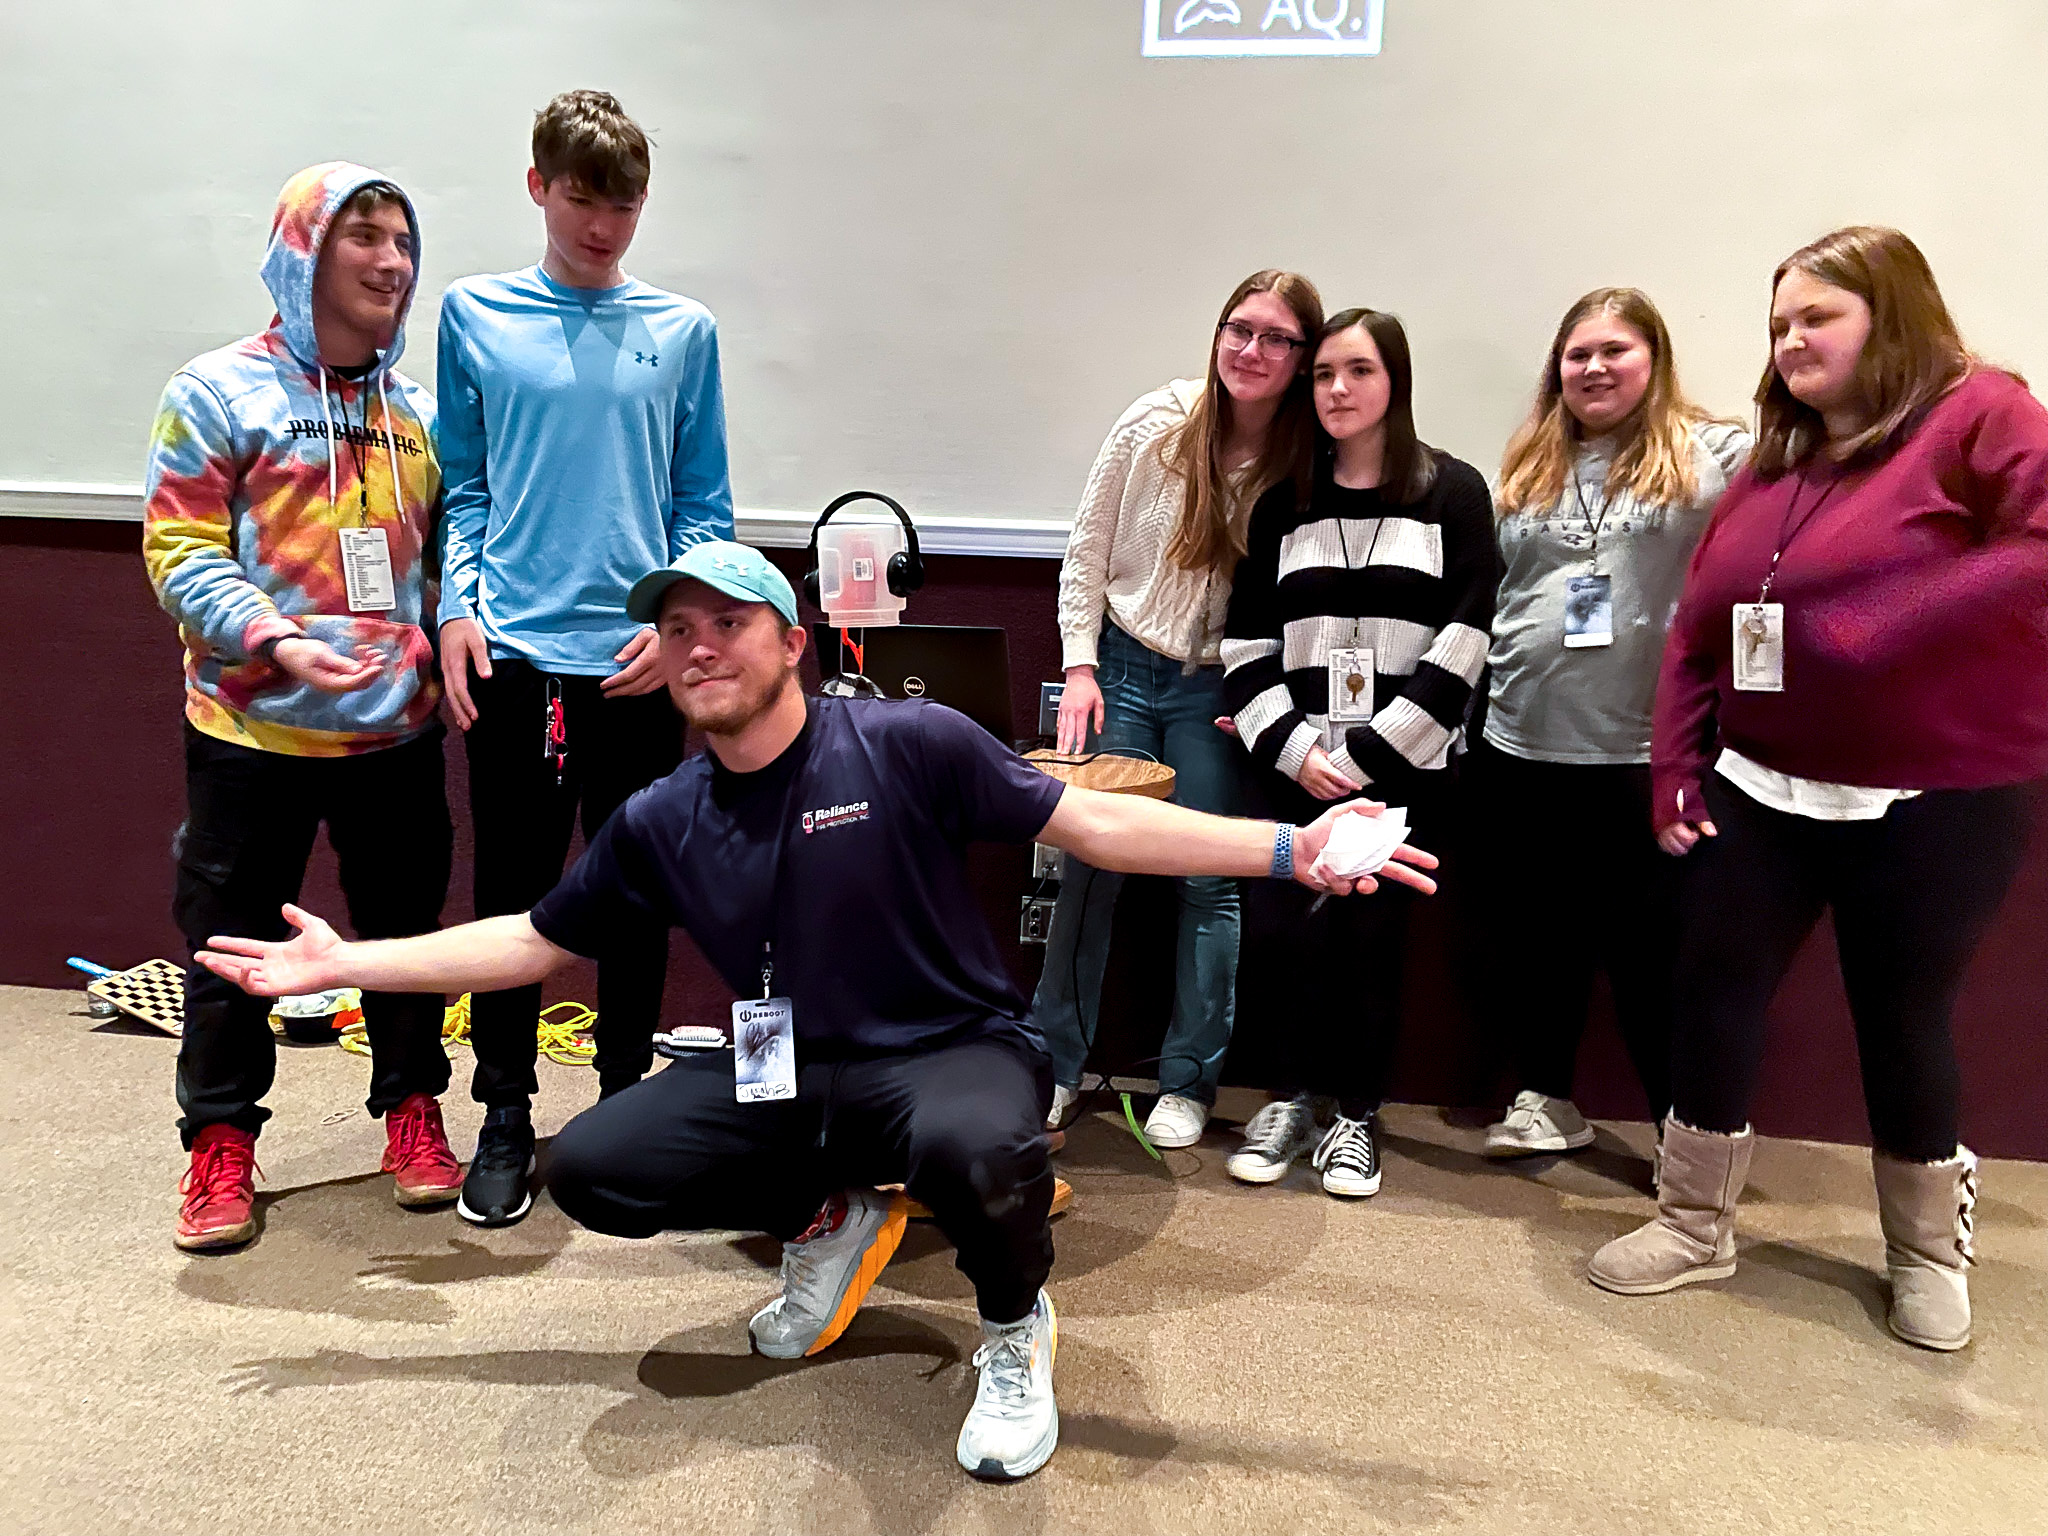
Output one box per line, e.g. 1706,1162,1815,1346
4,0,2045,540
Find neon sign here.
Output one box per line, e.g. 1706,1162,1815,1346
1142,0,1386,57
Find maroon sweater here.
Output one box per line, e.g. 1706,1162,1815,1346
1654,370,2048,825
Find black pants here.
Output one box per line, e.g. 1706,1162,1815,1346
544,1036,1055,1324
1461,738,1675,1119
1237,771,1438,1121
464,661,683,1108
1671,773,2032,1162
173,724,452,1147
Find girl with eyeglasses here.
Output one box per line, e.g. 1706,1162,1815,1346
1220,308,1496,1197
1590,227,2048,1354
1469,289,1749,1173
1036,270,1324,1148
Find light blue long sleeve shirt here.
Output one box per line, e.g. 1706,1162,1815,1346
435,265,735,673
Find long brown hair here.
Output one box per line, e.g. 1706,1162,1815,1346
1159,270,1323,572
1753,226,1975,477
1497,287,1720,515
1317,308,1439,505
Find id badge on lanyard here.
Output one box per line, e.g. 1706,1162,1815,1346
1733,603,1785,692
1563,574,1613,648
733,771,806,1103
340,527,396,612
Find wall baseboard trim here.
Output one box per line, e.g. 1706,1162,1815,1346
0,481,1072,559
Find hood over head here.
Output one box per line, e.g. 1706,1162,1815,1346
260,161,422,374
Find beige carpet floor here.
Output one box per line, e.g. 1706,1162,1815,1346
4,982,2045,1535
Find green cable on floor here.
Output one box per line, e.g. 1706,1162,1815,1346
1120,1091,1162,1161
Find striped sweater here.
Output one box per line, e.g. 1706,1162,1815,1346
1222,456,1497,800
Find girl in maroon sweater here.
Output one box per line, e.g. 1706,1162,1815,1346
1588,227,2048,1354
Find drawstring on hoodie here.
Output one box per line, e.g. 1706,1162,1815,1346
316,363,407,524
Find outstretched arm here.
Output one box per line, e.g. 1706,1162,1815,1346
1037,787,1438,896
197,906,572,999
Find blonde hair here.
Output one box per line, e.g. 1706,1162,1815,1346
1497,287,1722,516
1159,269,1324,573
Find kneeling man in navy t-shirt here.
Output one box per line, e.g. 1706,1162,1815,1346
197,539,1438,1483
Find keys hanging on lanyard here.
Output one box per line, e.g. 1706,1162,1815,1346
1735,472,1843,695
543,677,568,786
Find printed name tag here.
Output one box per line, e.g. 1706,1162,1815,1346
731,997,796,1102
340,528,397,612
1733,603,1785,692
1563,574,1613,648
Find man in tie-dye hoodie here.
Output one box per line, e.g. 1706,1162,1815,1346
143,162,464,1251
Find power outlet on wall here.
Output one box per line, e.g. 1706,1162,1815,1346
1019,896,1058,945
1032,843,1063,880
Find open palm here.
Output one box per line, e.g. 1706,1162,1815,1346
195,904,347,997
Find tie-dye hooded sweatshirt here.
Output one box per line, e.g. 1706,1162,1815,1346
143,162,442,757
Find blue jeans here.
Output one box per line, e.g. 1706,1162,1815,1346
1031,622,1242,1103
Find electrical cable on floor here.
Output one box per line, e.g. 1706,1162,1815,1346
335,993,598,1066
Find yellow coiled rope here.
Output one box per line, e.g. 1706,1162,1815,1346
333,992,597,1066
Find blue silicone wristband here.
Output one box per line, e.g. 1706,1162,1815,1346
1270,823,1294,879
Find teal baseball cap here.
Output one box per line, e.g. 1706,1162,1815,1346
626,540,800,627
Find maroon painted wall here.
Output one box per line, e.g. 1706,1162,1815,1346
7,517,2046,1158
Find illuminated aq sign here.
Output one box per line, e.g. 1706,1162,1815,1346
1142,0,1385,57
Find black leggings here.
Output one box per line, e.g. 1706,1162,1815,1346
1670,773,2032,1162
544,1036,1055,1324
1236,771,1437,1121
1461,739,1674,1119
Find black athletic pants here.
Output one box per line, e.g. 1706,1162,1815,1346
544,1036,1055,1324
463,661,683,1108
1670,773,2032,1162
1238,771,1440,1122
172,723,452,1147
1461,738,1675,1119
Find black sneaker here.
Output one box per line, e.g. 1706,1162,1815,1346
458,1108,535,1227
1312,1113,1382,1198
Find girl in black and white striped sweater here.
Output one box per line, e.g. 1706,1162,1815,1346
1221,307,1497,1198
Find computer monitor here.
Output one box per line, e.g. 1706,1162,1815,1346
813,624,1015,745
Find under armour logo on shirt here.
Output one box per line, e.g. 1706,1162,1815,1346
633,351,660,367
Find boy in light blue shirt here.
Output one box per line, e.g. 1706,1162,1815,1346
436,88,735,1228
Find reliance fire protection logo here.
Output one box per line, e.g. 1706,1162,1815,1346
802,801,871,834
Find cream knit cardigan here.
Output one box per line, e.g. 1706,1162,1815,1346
1057,380,1243,671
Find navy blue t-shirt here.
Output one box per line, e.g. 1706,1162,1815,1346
530,696,1066,1058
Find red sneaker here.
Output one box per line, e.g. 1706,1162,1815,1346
176,1124,260,1251
383,1093,464,1207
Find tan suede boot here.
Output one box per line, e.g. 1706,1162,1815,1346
1588,1118,1753,1295
1872,1146,1978,1351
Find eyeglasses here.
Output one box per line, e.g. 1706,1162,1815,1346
1218,320,1307,359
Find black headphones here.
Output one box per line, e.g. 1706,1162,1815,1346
802,490,926,610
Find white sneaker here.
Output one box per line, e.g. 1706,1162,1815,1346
1483,1090,1596,1158
1312,1114,1382,1198
1226,1097,1317,1184
748,1189,909,1359
1143,1093,1208,1149
956,1289,1059,1480
1046,1084,1080,1132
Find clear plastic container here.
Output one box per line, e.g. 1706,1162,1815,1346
816,517,908,628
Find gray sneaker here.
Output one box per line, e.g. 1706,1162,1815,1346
748,1189,909,1359
1483,1090,1596,1158
956,1290,1059,1480
1226,1096,1317,1185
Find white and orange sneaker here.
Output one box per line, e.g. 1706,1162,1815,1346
957,1289,1059,1480
748,1189,910,1358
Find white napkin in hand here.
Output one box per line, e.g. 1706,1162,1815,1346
1315,804,1409,881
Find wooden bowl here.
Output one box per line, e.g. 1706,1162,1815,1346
1023,750,1175,800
